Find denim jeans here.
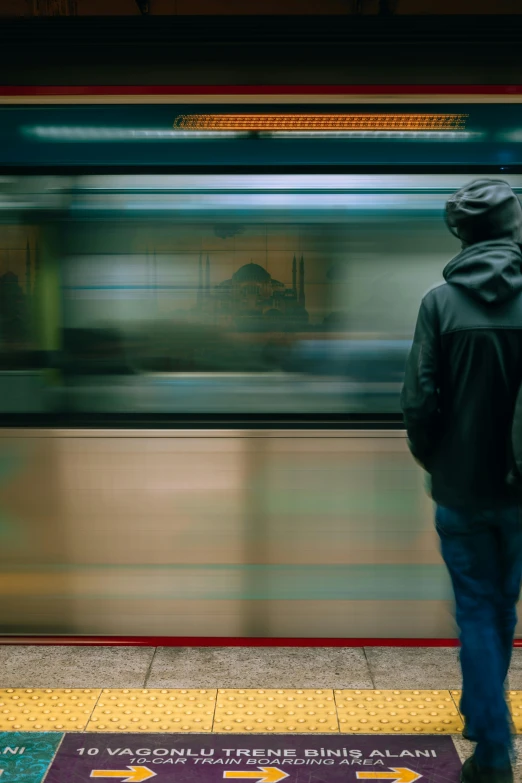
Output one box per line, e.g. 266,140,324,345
435,504,522,769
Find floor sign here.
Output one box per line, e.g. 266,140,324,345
44,734,461,782
0,732,62,783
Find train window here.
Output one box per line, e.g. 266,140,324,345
0,219,58,413
0,174,521,419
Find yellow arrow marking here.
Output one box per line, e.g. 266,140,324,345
357,769,422,783
224,768,289,783
90,767,156,783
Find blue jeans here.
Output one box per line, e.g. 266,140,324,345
435,504,522,769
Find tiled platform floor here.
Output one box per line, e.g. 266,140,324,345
1,686,522,736
0,687,467,734
0,646,521,772
3,645,522,691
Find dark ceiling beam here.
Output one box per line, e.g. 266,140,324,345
1,15,521,85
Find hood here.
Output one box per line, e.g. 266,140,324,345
445,179,522,245
443,240,522,304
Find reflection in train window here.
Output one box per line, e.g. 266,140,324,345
1,174,520,417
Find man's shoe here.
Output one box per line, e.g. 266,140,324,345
460,756,513,783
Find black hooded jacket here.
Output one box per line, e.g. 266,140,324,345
401,180,522,510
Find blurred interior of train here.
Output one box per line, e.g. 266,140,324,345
0,173,466,418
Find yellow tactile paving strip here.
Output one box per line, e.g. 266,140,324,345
0,688,100,731
507,691,522,732
451,688,522,733
335,690,463,734
87,689,216,732
214,689,339,733
0,687,521,733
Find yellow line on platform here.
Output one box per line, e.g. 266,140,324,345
0,688,518,734
0,688,102,731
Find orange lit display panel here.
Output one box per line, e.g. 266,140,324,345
173,113,468,131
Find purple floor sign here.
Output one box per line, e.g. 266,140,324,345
45,733,461,782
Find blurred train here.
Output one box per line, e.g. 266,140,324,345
1,15,522,639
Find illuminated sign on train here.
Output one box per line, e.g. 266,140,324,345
172,113,469,132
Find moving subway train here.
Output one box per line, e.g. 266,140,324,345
0,92,521,639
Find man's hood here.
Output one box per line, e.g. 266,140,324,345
443,240,522,304
445,179,522,245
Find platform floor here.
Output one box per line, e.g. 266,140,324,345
2,644,522,691
0,645,521,776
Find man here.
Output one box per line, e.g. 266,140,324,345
401,179,522,783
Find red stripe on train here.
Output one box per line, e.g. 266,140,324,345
0,85,521,96
0,635,504,647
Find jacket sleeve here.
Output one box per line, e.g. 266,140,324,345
400,292,441,469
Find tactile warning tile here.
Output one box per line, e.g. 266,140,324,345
335,690,463,734
452,690,522,734
506,691,522,732
0,688,101,731
450,690,462,715
214,689,339,732
86,689,217,732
